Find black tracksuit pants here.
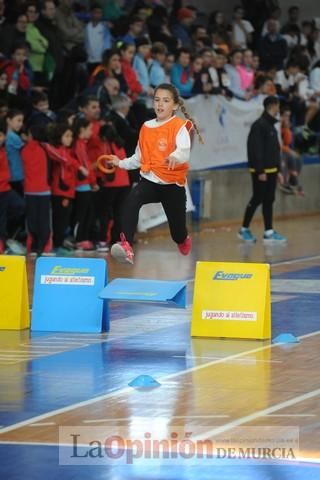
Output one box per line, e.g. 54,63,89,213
243,173,277,231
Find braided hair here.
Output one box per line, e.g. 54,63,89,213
154,83,204,144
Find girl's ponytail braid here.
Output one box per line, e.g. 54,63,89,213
178,97,204,144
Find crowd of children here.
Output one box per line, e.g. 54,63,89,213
0,92,134,256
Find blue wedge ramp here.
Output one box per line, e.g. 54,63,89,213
128,375,161,388
99,278,187,308
272,333,300,344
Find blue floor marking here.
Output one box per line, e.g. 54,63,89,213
0,445,319,480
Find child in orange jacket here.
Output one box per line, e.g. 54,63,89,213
109,83,203,264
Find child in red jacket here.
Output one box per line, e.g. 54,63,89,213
92,123,130,249
0,120,25,253
44,124,80,253
21,125,53,256
73,117,99,251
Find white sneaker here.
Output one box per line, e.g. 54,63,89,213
96,242,109,253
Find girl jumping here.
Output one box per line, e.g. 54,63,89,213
109,83,203,264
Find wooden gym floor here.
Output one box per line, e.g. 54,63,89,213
0,214,320,479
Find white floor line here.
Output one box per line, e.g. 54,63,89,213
265,414,316,417
172,355,282,364
29,422,56,427
82,415,230,424
0,330,319,436
271,255,320,267
193,388,320,441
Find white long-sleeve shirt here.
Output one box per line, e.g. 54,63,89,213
119,116,191,185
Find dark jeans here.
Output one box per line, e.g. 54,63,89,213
242,173,277,231
25,195,51,253
0,189,25,240
121,177,188,245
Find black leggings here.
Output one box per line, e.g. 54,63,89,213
243,173,277,231
121,177,188,245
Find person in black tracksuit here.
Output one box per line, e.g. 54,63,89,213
239,96,287,243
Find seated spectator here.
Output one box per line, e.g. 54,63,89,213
274,60,303,98
301,21,317,59
109,94,139,183
225,49,252,100
85,4,113,74
241,0,277,37
171,48,193,98
261,6,282,36
119,42,143,101
258,19,288,71
0,13,28,58
283,24,307,51
163,52,174,83
94,77,120,117
280,106,304,195
148,42,167,87
208,10,230,39
103,0,124,23
237,48,255,92
191,25,209,50
231,5,254,49
191,55,213,95
36,0,65,109
27,91,55,130
147,8,178,52
210,30,230,55
208,48,233,98
275,60,310,125
118,15,145,45
55,0,85,54
3,43,32,110
109,94,137,157
200,47,216,71
132,36,153,98
25,1,49,87
90,48,128,96
171,7,196,48
253,75,277,99
252,53,260,74
310,60,320,94
281,6,301,35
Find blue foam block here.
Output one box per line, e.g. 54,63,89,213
32,257,109,332
99,278,187,308
272,333,300,344
128,375,161,388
